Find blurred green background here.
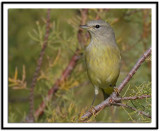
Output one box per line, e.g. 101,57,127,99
8,9,151,123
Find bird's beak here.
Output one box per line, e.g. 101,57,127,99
80,25,89,29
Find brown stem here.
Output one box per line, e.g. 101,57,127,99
81,47,151,121
118,47,151,93
34,9,88,119
114,94,151,102
113,103,151,118
35,50,80,117
141,9,151,70
27,9,50,122
120,95,151,101
78,9,88,47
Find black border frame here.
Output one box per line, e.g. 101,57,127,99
1,1,158,130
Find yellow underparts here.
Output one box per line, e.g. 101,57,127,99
103,87,114,95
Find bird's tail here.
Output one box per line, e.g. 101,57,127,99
101,87,114,100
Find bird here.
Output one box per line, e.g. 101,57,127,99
80,20,121,105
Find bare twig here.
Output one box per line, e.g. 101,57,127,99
120,95,151,101
78,9,88,47
114,94,151,102
27,9,51,122
113,103,151,118
81,47,151,121
35,51,80,117
34,9,88,119
95,9,101,20
80,95,114,121
118,47,151,93
141,9,151,69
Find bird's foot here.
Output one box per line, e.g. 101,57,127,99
89,106,97,116
114,88,120,96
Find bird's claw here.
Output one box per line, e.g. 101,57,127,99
89,106,97,116
114,88,119,96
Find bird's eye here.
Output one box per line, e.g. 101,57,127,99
95,25,100,28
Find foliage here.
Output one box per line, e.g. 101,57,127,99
9,65,27,90
121,82,151,122
8,9,151,123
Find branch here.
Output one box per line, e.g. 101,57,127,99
119,95,151,101
34,9,88,119
113,94,151,103
78,9,88,47
81,47,151,121
27,9,51,122
34,51,80,117
118,47,151,93
113,103,151,118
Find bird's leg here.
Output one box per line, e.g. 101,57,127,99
89,87,99,116
91,94,97,106
90,86,99,106
89,95,97,116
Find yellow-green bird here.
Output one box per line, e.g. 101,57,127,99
80,20,121,104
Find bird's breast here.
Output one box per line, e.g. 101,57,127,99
85,42,120,88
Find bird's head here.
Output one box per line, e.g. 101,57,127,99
80,20,114,39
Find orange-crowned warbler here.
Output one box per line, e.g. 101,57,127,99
80,20,121,105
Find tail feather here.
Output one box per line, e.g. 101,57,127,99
101,87,114,100
102,90,110,99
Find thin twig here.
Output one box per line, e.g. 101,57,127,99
142,9,151,69
118,47,151,93
113,103,151,118
34,9,88,119
81,47,151,121
78,9,88,47
113,94,151,102
120,95,151,101
27,9,50,122
35,51,80,117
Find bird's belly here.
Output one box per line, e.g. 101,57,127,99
86,50,120,89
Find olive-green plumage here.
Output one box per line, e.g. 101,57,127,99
81,20,121,100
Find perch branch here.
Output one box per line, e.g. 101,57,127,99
118,94,151,101
113,103,151,118
81,47,151,121
27,9,51,122
34,9,88,119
